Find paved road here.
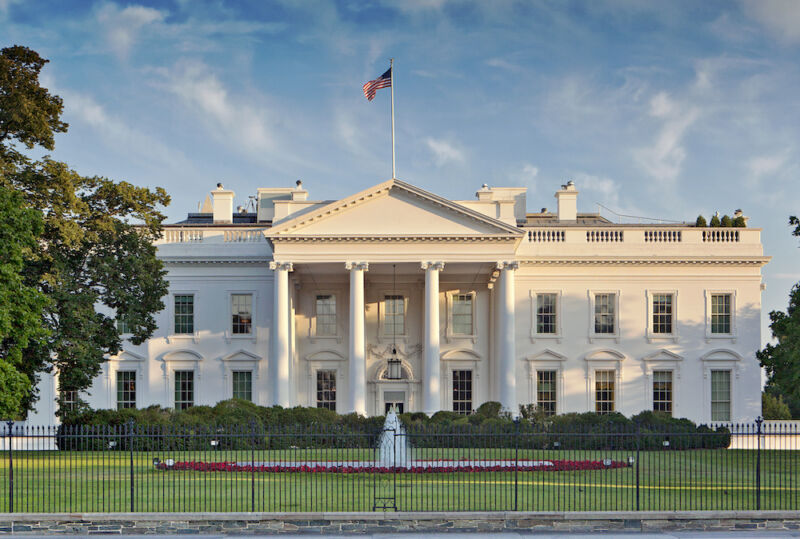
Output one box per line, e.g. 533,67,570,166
16,533,800,538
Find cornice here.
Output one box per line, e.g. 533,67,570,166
159,256,272,265
518,256,771,266
270,234,519,243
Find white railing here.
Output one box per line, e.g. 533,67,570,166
586,230,624,242
224,230,263,242
645,230,682,242
160,228,266,244
528,229,565,242
703,229,740,243
163,229,204,243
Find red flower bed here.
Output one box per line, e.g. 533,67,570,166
157,459,627,474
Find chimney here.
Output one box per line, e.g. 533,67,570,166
212,183,235,223
555,180,578,221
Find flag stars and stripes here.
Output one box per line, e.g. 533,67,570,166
363,68,392,101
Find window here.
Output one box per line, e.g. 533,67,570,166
452,294,473,335
232,371,252,401
711,294,732,334
452,370,473,414
711,370,731,421
174,295,194,334
174,370,194,410
594,293,616,334
231,294,252,335
315,295,337,336
116,371,136,409
117,317,132,334
652,293,674,334
384,295,405,336
595,370,615,414
537,370,557,415
652,370,672,415
536,293,558,334
60,389,78,412
316,370,336,411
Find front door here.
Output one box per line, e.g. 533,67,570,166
384,390,406,414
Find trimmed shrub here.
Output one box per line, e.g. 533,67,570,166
695,215,707,227
710,214,721,227
720,214,733,227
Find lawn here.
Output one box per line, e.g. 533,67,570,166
0,447,798,513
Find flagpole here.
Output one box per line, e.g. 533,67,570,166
390,58,396,179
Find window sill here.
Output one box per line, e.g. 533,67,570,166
589,334,619,344
530,334,562,344
647,334,678,344
309,335,343,344
445,333,477,344
166,334,199,344
705,334,736,344
224,332,257,344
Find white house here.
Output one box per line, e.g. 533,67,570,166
27,178,769,424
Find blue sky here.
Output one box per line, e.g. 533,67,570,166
2,0,799,343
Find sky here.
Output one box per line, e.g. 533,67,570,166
1,0,799,344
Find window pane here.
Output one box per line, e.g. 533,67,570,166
595,370,615,414
537,293,557,334
117,317,132,335
315,295,337,336
711,370,731,421
652,370,672,415
174,295,194,334
652,293,674,334
385,295,405,335
316,370,336,411
232,371,252,402
711,294,731,334
174,370,194,410
452,294,473,335
452,370,473,415
116,371,136,410
594,293,616,334
231,294,252,334
537,370,557,415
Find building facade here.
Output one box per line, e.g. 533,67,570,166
27,179,769,424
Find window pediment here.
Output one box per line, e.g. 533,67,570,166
643,349,683,362
306,350,346,362
222,349,261,362
527,349,567,362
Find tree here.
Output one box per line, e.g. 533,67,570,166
0,45,170,417
732,216,746,227
695,215,707,227
757,216,800,418
720,214,732,227
709,214,721,227
762,392,791,420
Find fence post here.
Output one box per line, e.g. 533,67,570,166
635,423,641,511
6,420,13,513
755,417,763,510
250,421,256,513
513,417,519,512
128,420,135,512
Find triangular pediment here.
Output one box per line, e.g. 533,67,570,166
643,349,683,362
266,179,522,240
527,349,567,362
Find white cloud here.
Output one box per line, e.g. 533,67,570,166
572,172,619,206
0,0,22,19
741,0,800,44
158,60,274,156
486,57,523,73
425,137,465,166
96,3,166,59
634,92,699,182
746,150,792,184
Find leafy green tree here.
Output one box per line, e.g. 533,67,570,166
695,215,707,227
758,217,800,418
762,392,791,420
709,214,721,227
0,45,170,417
732,216,746,227
720,214,732,227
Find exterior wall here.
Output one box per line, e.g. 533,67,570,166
22,181,767,426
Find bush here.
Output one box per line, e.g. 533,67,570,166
695,215,707,227
710,214,721,227
763,392,792,420
720,214,732,227
732,216,746,227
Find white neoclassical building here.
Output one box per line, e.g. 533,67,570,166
27,178,770,424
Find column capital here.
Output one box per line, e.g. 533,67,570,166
345,261,369,271
421,261,445,271
269,261,293,271
496,260,519,271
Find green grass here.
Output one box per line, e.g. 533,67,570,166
1,447,799,512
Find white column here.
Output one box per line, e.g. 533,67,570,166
497,261,518,414
346,262,368,415
422,261,445,415
270,261,292,407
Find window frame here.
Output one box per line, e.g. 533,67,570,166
116,370,137,410
231,370,253,402
167,291,199,343
230,293,254,336
652,369,673,416
174,370,195,410
710,369,732,422
451,369,474,415
588,290,620,342
529,290,562,343
311,292,340,341
536,369,558,416
315,369,337,411
446,290,478,342
378,290,409,342
594,369,616,415
704,290,737,342
225,290,257,343
646,290,679,343
526,350,566,414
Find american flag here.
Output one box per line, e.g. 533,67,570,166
362,68,392,101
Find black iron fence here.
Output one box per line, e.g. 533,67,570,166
1,420,798,513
